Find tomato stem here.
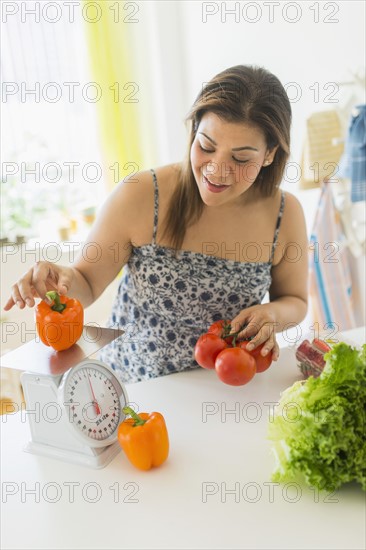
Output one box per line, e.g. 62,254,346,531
221,323,232,338
225,329,251,348
220,323,252,348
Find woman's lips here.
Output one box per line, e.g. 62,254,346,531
203,175,229,193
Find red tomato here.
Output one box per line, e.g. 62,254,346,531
208,319,234,345
194,333,228,370
215,348,256,386
239,341,273,373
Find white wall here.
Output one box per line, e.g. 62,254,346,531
2,1,365,353
151,0,365,169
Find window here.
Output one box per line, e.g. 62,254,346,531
1,4,105,245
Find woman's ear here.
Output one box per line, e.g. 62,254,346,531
264,145,279,165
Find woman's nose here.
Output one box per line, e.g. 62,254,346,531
206,158,235,182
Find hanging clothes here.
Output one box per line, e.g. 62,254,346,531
338,104,366,202
309,180,356,333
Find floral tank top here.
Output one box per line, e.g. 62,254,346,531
99,168,285,383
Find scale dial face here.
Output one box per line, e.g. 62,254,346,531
58,360,127,448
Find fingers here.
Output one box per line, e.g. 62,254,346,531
230,312,252,339
3,296,16,311
231,308,271,341
246,323,280,361
237,319,260,340
272,341,280,361
57,281,70,295
232,306,277,341
45,264,71,295
258,335,280,361
230,306,281,363
16,268,39,307
4,262,72,311
8,280,29,309
15,265,47,307
246,322,275,351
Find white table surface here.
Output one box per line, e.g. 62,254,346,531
1,327,365,550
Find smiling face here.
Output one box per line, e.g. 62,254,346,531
190,112,277,209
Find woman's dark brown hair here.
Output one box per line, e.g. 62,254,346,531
160,65,292,256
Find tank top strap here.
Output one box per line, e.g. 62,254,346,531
150,168,159,244
270,190,285,263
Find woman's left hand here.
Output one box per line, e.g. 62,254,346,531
230,304,280,361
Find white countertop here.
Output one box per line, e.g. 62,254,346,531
1,327,365,550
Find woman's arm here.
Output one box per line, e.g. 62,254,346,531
69,176,140,307
4,172,150,310
266,191,309,328
230,192,309,360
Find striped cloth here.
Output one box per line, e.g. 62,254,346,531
309,180,356,332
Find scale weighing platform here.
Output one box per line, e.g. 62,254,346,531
1,326,129,469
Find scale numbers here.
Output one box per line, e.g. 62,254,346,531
59,361,127,446
65,367,121,440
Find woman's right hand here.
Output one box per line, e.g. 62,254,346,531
4,261,75,311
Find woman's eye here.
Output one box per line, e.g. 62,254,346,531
234,158,249,164
199,144,249,164
199,145,214,153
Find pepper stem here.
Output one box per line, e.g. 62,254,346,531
122,406,146,427
46,291,66,313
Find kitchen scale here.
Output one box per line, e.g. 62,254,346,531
1,326,129,469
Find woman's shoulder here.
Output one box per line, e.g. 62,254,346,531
153,162,182,191
280,189,306,223
117,163,181,245
116,163,181,205
261,188,304,219
277,189,307,244
255,188,306,265
123,163,181,193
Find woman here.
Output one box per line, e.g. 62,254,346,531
4,65,308,383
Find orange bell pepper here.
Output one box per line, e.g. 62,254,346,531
35,291,84,351
118,406,169,471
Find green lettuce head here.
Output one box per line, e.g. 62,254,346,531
268,343,366,492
